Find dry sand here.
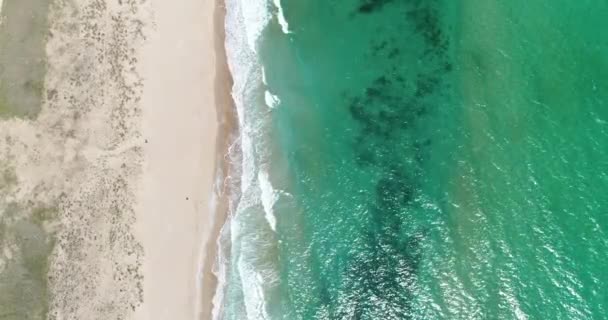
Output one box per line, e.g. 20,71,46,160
133,0,229,319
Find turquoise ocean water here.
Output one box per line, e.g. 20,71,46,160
217,0,608,319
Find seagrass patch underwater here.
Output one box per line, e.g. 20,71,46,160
217,0,608,319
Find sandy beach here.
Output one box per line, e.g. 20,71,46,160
134,0,231,318
134,0,230,319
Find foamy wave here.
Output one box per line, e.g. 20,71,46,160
232,215,274,320
264,90,281,109
272,0,291,34
258,170,278,231
213,0,281,319
238,0,271,53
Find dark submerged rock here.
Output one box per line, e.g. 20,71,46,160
357,0,395,14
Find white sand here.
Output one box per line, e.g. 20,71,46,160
133,0,220,319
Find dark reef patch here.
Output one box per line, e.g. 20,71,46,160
357,0,396,14
375,170,415,213
280,0,456,318
405,1,449,54
335,0,452,317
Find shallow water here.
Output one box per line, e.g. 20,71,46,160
221,1,608,319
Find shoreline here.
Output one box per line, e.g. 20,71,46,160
198,0,238,318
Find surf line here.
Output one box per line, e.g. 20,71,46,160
272,0,291,34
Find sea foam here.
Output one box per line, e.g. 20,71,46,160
258,170,279,231
264,90,281,109
212,0,283,319
272,0,291,34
